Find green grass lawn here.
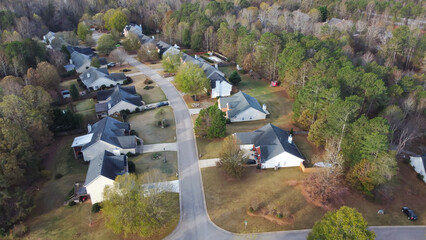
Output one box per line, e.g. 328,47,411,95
202,167,325,233
130,74,167,104
128,107,176,144
129,151,178,180
60,79,84,92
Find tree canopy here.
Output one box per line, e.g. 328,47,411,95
97,34,116,54
194,103,226,138
217,136,247,179
174,62,210,99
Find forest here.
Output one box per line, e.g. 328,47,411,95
0,0,424,235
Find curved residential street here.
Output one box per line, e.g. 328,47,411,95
125,54,426,240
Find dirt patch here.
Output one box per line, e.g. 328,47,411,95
247,209,295,226
183,94,216,109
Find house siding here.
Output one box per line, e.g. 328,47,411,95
231,108,267,122
85,176,114,204
261,152,303,169
211,81,232,98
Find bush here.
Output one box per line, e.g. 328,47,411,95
144,79,153,84
128,161,136,173
226,118,231,124
144,85,154,90
417,173,424,181
249,207,254,212
92,203,102,213
126,152,134,157
277,213,283,218
130,129,138,136
122,69,131,72
135,107,140,113
123,80,129,85
66,188,74,200
12,223,28,238
41,170,51,179
54,173,63,179
100,84,107,90
68,201,76,207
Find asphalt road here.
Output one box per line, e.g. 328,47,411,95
125,54,426,240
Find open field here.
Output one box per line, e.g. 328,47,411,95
130,151,178,180
129,74,167,104
127,106,176,144
202,162,426,233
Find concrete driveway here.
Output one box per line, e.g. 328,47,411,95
142,143,177,153
125,53,426,240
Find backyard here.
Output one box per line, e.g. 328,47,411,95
129,74,167,104
127,106,176,144
202,161,426,233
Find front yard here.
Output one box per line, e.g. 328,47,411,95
130,151,178,180
129,74,167,104
202,161,426,233
127,106,176,144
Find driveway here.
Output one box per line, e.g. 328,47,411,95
143,143,177,153
125,53,426,240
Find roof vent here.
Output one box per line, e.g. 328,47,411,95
87,73,90,78
151,36,155,40
288,135,293,144
215,63,218,69
195,54,198,59
69,59,73,64
87,124,92,133
263,104,267,112
113,148,121,156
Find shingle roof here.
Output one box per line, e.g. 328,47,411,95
84,151,128,186
95,102,108,113
82,117,136,150
235,124,304,162
156,41,171,57
71,51,91,70
67,46,94,56
219,91,267,118
80,68,125,87
107,85,142,108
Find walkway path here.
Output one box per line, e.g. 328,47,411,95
142,143,177,153
125,53,426,240
199,158,220,168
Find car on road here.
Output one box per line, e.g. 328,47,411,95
402,207,417,220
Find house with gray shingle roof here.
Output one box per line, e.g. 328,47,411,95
80,67,126,91
409,155,426,183
123,23,143,37
71,117,141,162
234,124,304,169
95,85,143,118
84,150,129,203
219,91,269,122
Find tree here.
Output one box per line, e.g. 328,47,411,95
174,62,210,100
109,48,126,66
161,52,181,73
308,206,375,240
228,71,242,85
33,62,60,93
217,136,247,179
255,32,281,81
194,104,226,138
216,22,236,60
77,22,91,41
190,33,203,52
0,76,24,96
122,32,141,52
102,172,177,237
97,34,116,54
138,43,159,62
91,57,101,68
70,84,79,100
109,9,128,32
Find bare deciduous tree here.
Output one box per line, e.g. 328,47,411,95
109,48,126,66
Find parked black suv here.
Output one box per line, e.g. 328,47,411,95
402,207,417,221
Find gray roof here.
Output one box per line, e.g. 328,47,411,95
139,34,155,45
67,46,95,56
82,117,136,150
235,124,304,162
219,91,266,118
84,150,128,186
71,51,91,71
80,67,126,87
97,85,142,110
156,41,171,57
95,102,108,113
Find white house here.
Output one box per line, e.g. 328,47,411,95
96,85,143,118
80,67,126,91
218,91,269,122
234,124,304,169
71,117,141,161
410,155,426,183
84,150,129,203
123,23,143,37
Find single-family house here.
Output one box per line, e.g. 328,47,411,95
219,91,269,122
71,117,141,161
96,85,143,118
123,23,143,37
80,67,126,91
234,123,304,169
84,150,129,203
410,155,426,183
65,46,96,73
43,31,56,45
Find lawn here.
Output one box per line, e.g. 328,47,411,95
129,151,178,180
60,79,83,92
127,106,176,144
107,65,138,74
202,162,426,233
129,74,167,104
70,98,97,126
195,67,298,160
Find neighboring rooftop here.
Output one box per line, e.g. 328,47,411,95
80,67,126,87
219,91,268,118
84,150,128,186
235,124,304,162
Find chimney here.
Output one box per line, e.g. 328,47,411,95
215,63,218,69
195,54,198,59
69,59,73,64
87,73,90,78
87,124,92,133
262,104,267,112
113,148,121,156
151,36,155,39
288,134,293,144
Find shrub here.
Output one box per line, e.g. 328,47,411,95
123,80,129,85
12,223,28,238
41,170,51,179
226,118,231,124
126,152,134,157
92,203,102,213
135,107,140,113
144,85,154,90
417,173,424,181
54,173,63,179
249,207,254,213
68,201,77,207
277,213,283,218
128,161,136,173
122,69,131,72
144,79,153,84
130,129,138,136
100,84,106,90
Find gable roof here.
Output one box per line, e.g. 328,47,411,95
80,67,126,87
71,51,91,70
156,41,172,57
66,46,95,56
235,124,304,162
97,85,142,110
219,91,267,118
84,151,128,186
82,117,136,150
